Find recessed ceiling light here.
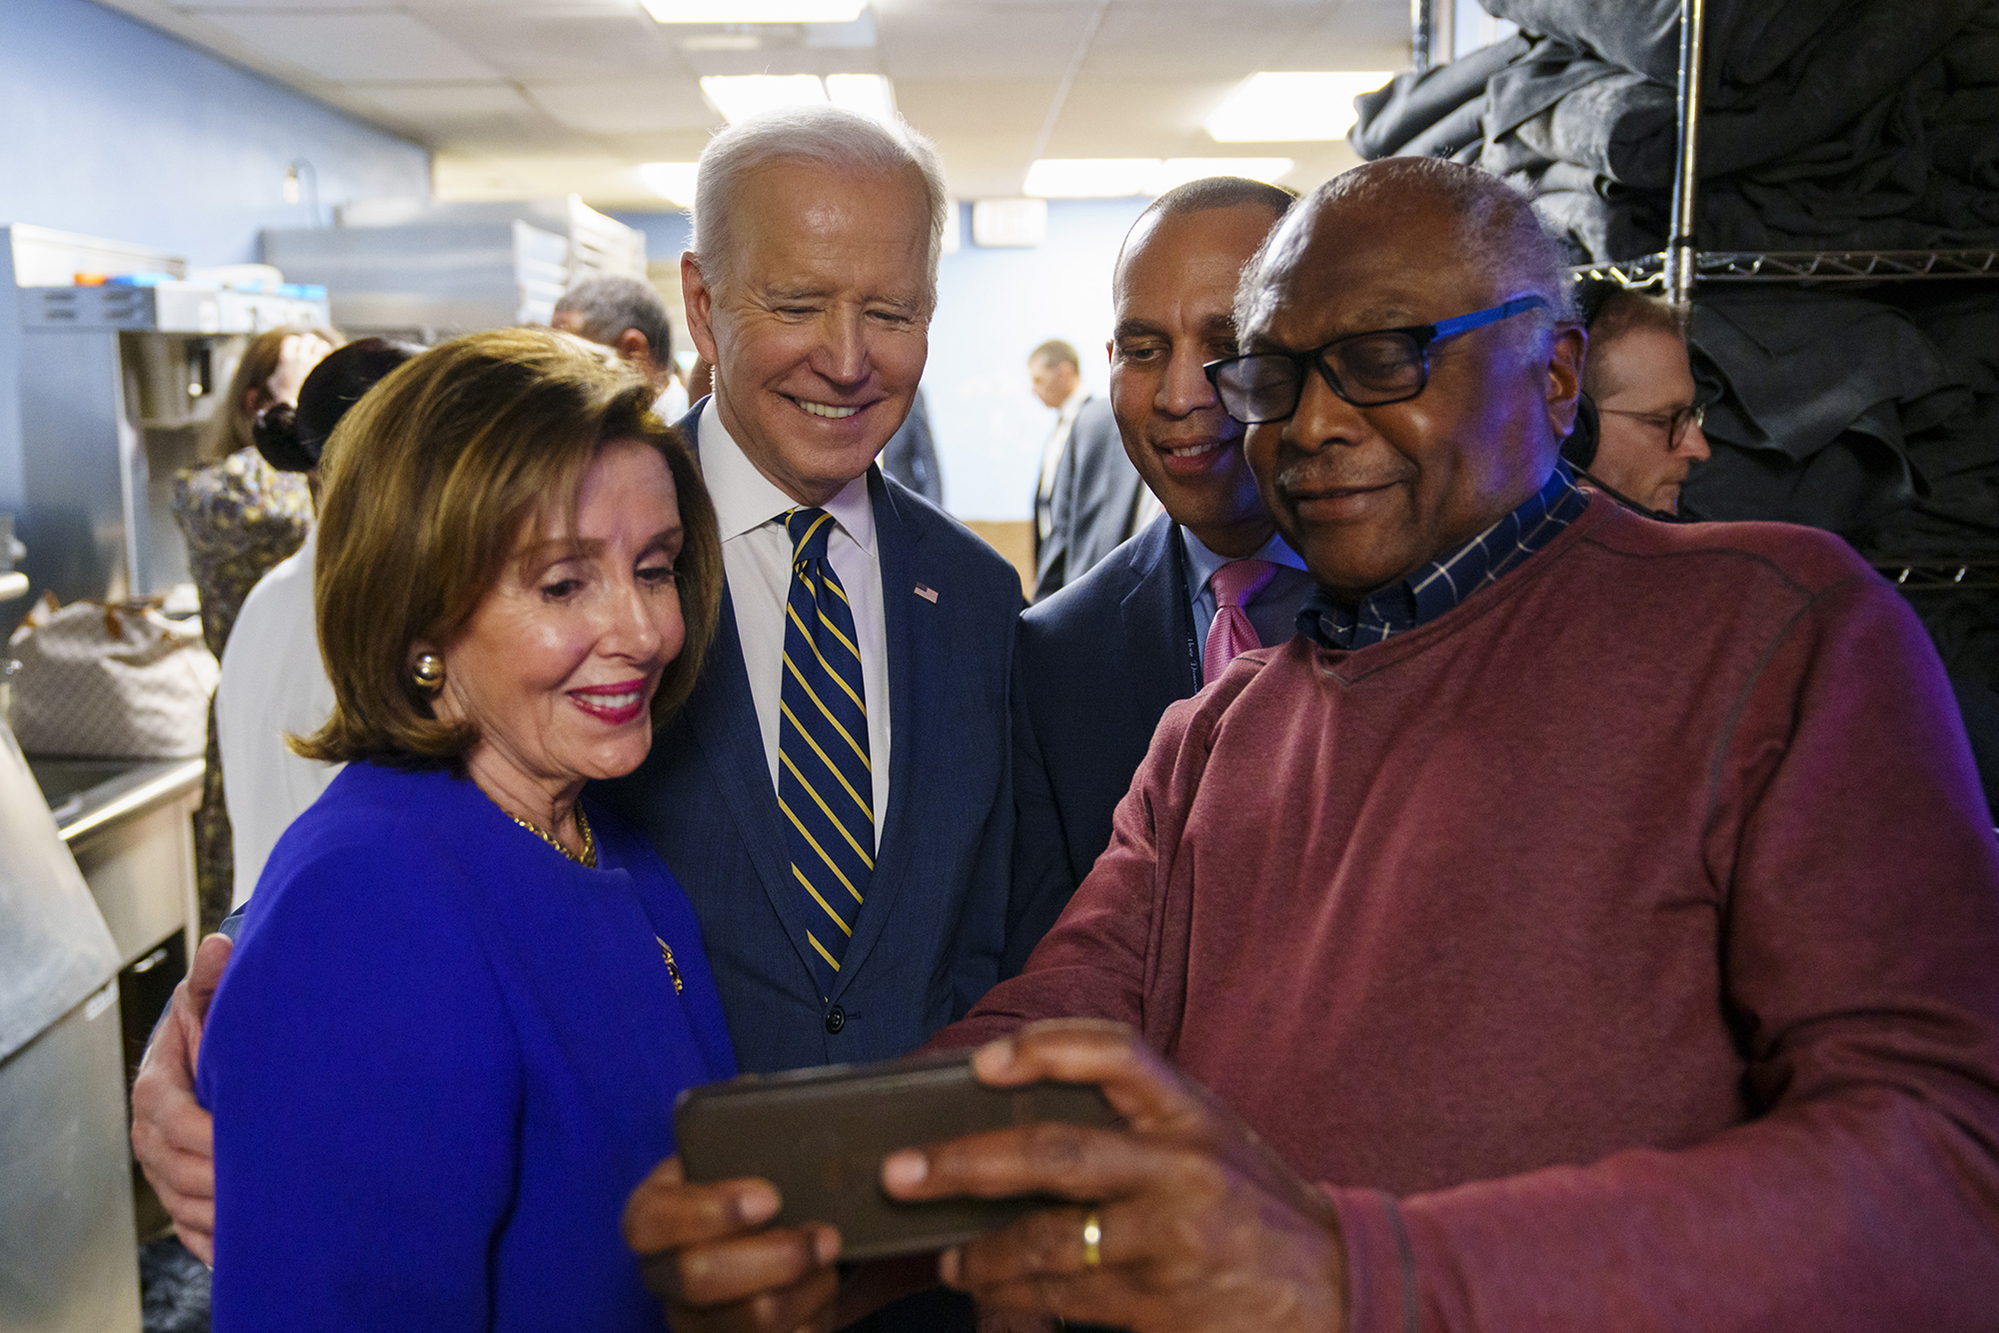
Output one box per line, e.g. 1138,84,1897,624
678,33,762,52
1022,158,1297,198
642,1,864,22
1023,159,1163,198
1154,158,1295,191
1205,72,1396,142
825,74,895,123
699,74,828,123
637,162,699,206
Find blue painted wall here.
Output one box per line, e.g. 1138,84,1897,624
615,198,1148,519
0,0,430,524
0,0,430,265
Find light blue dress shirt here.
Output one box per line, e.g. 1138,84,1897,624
1181,527,1315,683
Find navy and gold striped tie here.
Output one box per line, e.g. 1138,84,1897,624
777,508,873,995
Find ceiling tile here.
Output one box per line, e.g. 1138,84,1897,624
417,9,685,80
103,0,1407,209
528,78,718,135
192,11,498,81
877,7,1101,79
894,79,1060,132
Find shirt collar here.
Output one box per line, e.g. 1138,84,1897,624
1297,462,1587,651
1057,383,1088,422
698,394,877,557
1181,527,1309,598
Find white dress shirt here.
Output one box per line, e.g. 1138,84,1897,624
698,396,891,844
654,379,690,424
1035,383,1090,539
216,527,341,907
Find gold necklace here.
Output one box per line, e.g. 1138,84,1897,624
508,805,597,868
503,803,683,991
502,803,681,994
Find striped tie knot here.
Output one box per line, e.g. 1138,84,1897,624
785,507,836,564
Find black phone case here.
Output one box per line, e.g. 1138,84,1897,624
673,1051,1120,1260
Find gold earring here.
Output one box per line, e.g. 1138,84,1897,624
412,653,445,689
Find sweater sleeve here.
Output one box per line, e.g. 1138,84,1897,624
198,839,523,1333
1329,575,1999,1333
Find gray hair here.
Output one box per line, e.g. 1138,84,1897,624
690,105,950,309
553,275,674,365
1236,158,1574,344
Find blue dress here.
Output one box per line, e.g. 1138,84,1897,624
198,761,737,1332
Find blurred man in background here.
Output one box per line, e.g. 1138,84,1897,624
1028,339,1132,598
553,273,690,420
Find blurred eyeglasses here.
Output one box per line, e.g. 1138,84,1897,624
1597,402,1707,451
1204,295,1550,424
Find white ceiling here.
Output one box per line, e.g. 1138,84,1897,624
93,0,1406,209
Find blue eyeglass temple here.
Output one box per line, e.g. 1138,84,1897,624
1422,294,1550,344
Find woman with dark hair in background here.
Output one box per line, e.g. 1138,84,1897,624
218,337,422,908
196,328,737,1331
171,323,335,930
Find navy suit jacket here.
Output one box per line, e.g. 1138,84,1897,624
1031,397,1137,601
1007,513,1199,973
599,406,1023,1073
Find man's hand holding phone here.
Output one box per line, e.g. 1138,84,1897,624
623,1021,1345,1333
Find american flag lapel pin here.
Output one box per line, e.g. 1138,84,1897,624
914,583,939,603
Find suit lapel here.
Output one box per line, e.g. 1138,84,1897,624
831,470,923,1000
1121,520,1200,711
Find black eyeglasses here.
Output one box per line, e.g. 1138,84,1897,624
1203,295,1551,424
1597,402,1707,450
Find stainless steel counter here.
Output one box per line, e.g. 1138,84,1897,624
31,755,203,965
0,729,146,1333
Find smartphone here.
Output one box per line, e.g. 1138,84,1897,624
674,1050,1120,1260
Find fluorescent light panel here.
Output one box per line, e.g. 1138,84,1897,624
825,73,895,122
1153,158,1295,191
638,162,699,206
1023,159,1159,198
699,74,895,125
642,1,863,22
1023,157,1295,198
699,74,826,123
1205,72,1396,142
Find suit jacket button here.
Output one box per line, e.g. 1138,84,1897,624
824,1005,846,1035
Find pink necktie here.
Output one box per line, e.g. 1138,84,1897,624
1202,559,1278,683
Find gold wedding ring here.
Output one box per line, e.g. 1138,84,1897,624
1081,1208,1103,1267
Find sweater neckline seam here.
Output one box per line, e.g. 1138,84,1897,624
1311,495,1615,683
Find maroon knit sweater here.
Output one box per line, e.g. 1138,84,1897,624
945,494,1999,1331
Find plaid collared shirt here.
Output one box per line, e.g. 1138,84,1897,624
1297,463,1590,651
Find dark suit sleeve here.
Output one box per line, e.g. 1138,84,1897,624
1003,633,1075,977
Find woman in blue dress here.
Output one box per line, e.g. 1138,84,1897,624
196,327,736,1332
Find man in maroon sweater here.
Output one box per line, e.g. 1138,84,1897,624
626,160,1999,1332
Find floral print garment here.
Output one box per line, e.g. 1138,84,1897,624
173,446,313,932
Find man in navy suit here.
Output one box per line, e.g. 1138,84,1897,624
1007,177,1312,966
596,105,1022,1075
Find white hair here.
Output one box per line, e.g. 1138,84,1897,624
690,105,950,309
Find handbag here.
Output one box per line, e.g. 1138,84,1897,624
6,591,219,758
